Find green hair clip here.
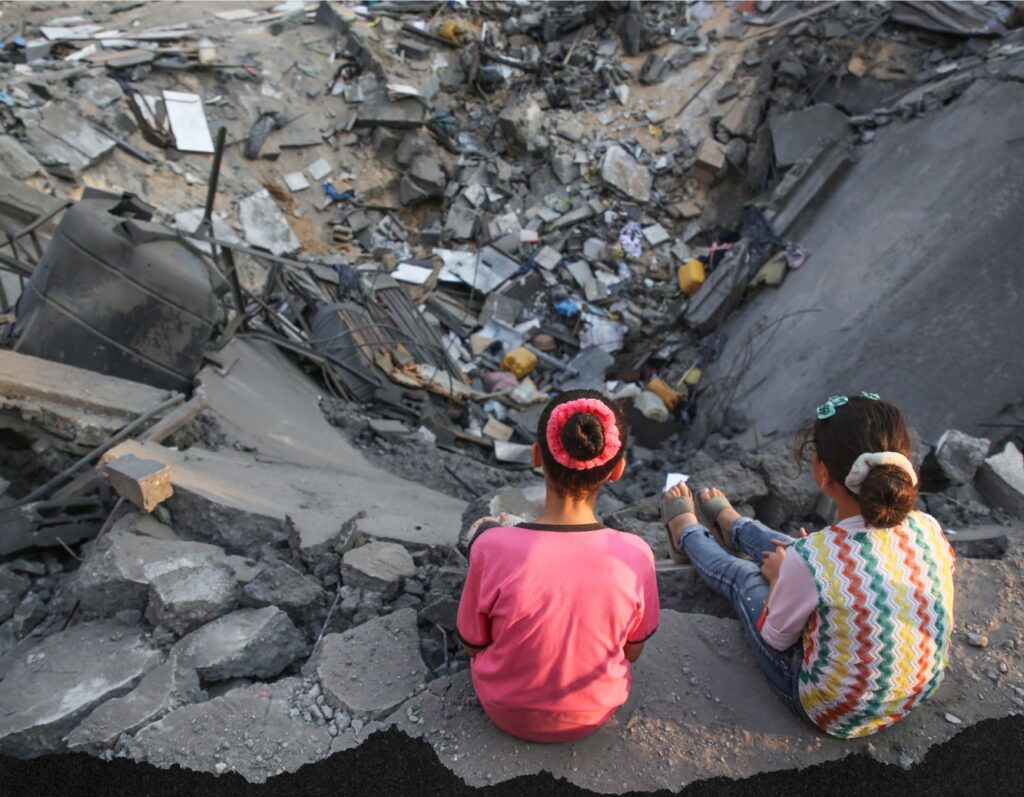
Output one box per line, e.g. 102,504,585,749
816,392,880,420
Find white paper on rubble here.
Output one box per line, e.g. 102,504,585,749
664,473,690,493
392,263,433,285
162,90,214,153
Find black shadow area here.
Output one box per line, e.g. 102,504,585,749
0,715,1021,797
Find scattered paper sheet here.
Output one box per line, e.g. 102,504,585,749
392,263,433,285
664,473,689,493
162,90,214,153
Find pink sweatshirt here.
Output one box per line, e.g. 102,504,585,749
457,522,659,743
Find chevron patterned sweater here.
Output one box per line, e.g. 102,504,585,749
790,511,955,738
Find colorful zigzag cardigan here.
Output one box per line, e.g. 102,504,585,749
790,511,956,738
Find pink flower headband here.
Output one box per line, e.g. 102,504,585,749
546,398,623,471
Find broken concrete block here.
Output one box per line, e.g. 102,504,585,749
688,451,769,506
307,157,332,181
0,571,31,624
720,94,764,139
0,622,160,756
482,418,514,442
498,99,543,155
65,513,257,618
420,595,459,631
238,188,301,256
145,561,240,636
976,442,1024,517
935,430,991,485
444,202,478,240
642,224,670,246
693,138,727,180
400,156,446,206
306,609,426,718
725,137,748,168
10,593,47,639
551,153,579,185
240,561,328,627
601,145,652,203
283,172,310,192
288,510,363,572
65,658,203,752
0,135,44,180
356,97,425,129
769,104,849,167
175,607,308,682
533,246,563,270
341,542,416,599
103,443,292,557
0,350,175,453
103,454,174,513
126,679,333,782
369,418,412,438
747,439,820,527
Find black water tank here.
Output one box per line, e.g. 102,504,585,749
14,190,223,391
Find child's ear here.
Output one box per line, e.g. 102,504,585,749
607,457,627,482
531,443,543,469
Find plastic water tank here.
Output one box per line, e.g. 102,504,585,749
14,189,223,391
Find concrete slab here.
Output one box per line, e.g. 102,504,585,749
385,567,1024,793
64,512,260,618
65,658,203,752
0,350,174,451
698,80,1024,441
174,607,308,682
769,103,849,166
0,622,160,757
126,679,334,782
305,609,427,719
189,339,465,549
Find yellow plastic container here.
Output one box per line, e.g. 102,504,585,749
677,258,706,296
682,366,702,387
501,347,538,379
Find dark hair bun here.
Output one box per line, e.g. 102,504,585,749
560,412,605,461
859,464,917,527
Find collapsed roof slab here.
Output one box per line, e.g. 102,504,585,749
121,339,465,553
0,349,174,452
697,78,1024,442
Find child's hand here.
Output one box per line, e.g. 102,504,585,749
761,546,786,584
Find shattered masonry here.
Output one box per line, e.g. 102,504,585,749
1,0,1024,789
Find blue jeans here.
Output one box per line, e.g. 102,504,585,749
677,517,809,722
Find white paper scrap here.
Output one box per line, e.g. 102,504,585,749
162,91,214,153
663,473,690,493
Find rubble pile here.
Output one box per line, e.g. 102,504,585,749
0,0,1023,786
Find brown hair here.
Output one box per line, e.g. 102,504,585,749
536,389,628,499
798,395,917,528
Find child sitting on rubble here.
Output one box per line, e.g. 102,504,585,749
662,393,955,738
456,389,659,743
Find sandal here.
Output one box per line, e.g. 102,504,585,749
661,493,695,564
696,489,739,554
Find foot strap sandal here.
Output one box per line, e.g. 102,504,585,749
697,492,738,553
661,495,695,564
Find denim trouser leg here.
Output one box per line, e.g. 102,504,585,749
677,522,806,719
729,517,795,561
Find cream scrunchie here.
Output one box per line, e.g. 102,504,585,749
845,452,918,494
